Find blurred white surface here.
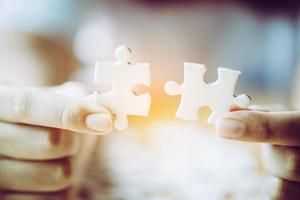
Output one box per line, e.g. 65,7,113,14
88,121,271,200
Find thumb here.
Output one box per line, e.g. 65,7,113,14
216,110,300,146
0,85,112,135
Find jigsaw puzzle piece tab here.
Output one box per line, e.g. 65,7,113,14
164,81,181,96
234,94,251,108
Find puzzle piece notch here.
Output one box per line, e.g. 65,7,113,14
113,114,128,131
94,46,151,130
165,63,251,124
165,63,207,96
164,81,180,96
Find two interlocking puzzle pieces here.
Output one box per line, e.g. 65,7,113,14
94,46,251,130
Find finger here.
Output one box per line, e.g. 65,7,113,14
0,121,79,160
268,176,300,200
49,81,89,98
261,144,300,182
0,85,112,135
216,110,300,146
248,104,294,112
230,104,291,112
230,104,269,112
0,191,68,200
230,104,251,111
0,157,72,192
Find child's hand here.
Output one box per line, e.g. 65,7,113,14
0,83,112,192
216,107,300,200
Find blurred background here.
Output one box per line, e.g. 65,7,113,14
0,0,300,199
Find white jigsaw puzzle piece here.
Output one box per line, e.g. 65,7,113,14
165,62,250,124
94,46,151,130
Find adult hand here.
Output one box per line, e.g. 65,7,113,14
216,107,300,200
0,82,112,192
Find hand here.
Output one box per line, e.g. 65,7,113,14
0,82,112,192
216,107,300,200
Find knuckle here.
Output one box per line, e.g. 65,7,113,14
270,177,300,200
60,101,85,129
0,158,73,192
60,104,71,128
245,112,272,142
12,89,32,121
26,128,63,159
266,176,284,200
60,104,75,128
47,158,73,191
55,158,72,179
46,128,62,147
44,129,78,158
284,153,300,180
284,115,300,136
258,116,272,142
269,146,300,182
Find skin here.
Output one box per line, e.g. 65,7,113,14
0,32,114,193
0,82,112,192
216,107,300,200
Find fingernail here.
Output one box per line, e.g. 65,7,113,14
216,118,245,138
85,113,112,133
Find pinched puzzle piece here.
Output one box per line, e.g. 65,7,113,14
94,46,151,130
165,63,250,124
